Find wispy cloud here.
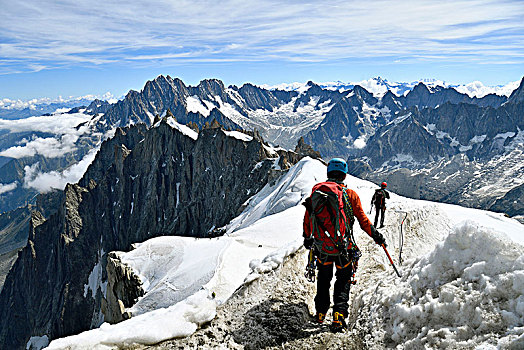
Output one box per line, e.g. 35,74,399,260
1,0,522,74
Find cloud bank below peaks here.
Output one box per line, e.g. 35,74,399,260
22,148,98,193
0,112,93,159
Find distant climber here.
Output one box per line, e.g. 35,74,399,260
302,158,386,332
371,182,390,228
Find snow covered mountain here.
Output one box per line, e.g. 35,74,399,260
1,75,522,349
349,77,524,220
266,77,521,99
1,75,520,217
1,75,522,293
95,76,342,151
37,157,524,349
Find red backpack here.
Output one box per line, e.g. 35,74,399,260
306,182,353,256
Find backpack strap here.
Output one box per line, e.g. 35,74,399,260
340,185,360,258
341,188,355,230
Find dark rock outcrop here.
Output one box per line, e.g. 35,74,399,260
294,137,322,161
507,77,524,104
489,183,524,217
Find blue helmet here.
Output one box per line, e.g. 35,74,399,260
327,158,348,174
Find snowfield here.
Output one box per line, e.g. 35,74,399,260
45,158,524,350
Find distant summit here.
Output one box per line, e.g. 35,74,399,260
262,77,520,99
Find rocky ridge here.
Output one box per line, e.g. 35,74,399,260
0,117,314,349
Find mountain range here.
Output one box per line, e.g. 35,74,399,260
0,75,522,253
0,74,523,349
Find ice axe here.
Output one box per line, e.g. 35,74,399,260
381,243,402,278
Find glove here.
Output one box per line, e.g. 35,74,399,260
371,226,386,247
304,236,314,250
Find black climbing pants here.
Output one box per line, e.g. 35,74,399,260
314,259,354,317
374,206,386,227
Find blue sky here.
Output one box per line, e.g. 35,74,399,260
0,0,523,100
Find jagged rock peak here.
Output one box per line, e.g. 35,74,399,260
197,78,226,94
252,128,263,141
294,137,322,160
240,82,267,91
204,118,222,129
304,81,327,94
80,99,111,115
351,84,373,96
87,99,108,108
187,121,199,132
381,90,398,100
165,109,174,119
147,75,187,91
410,82,431,94
126,90,140,99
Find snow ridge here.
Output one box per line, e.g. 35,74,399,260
46,158,524,349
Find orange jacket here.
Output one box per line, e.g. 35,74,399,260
303,182,373,238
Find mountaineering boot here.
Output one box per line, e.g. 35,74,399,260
313,312,326,324
330,312,347,333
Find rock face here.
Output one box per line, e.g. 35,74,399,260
0,192,63,292
0,206,31,256
0,118,308,349
103,252,144,324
